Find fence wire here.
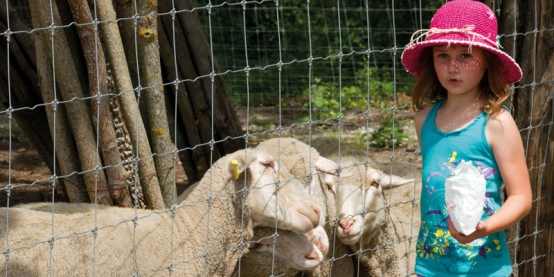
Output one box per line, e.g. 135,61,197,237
0,0,552,276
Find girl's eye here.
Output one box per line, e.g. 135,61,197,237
436,53,447,58
460,54,471,59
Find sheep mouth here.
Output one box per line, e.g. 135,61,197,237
294,209,320,231
292,260,321,270
290,251,323,270
338,233,361,245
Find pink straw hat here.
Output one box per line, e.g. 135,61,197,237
401,0,522,84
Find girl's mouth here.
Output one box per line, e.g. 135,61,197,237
448,79,460,84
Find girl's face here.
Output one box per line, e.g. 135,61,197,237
433,45,487,96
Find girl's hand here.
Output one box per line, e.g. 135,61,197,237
447,219,488,244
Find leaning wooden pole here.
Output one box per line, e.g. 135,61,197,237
28,0,113,205
175,0,245,155
67,0,133,207
95,0,165,209
32,18,89,203
115,0,177,208
157,0,209,183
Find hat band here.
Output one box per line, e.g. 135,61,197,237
406,25,501,51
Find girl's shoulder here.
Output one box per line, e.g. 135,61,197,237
486,109,516,129
485,109,519,148
414,103,435,130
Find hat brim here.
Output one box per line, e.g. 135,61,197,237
401,40,522,85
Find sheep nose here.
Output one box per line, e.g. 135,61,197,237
305,250,320,261
312,205,320,218
311,205,321,227
339,218,354,232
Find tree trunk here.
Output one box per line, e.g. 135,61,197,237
157,34,198,186
28,0,113,206
116,0,176,208
158,0,219,166
0,2,56,175
0,1,35,69
67,0,133,207
95,0,164,209
33,19,89,203
173,0,245,155
503,0,554,275
157,1,209,184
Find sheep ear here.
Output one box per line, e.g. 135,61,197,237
379,171,414,189
228,155,245,180
314,156,354,177
228,152,259,180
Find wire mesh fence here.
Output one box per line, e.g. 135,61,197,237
0,0,552,276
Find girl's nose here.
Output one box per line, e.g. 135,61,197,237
448,58,459,73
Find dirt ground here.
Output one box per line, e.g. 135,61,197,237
0,139,67,206
0,137,193,207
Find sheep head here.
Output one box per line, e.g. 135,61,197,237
325,167,413,247
227,150,321,235
248,227,324,270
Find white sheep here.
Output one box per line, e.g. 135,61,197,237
2,148,322,276
241,137,356,277
231,226,325,277
178,181,327,275
312,139,416,276
17,202,325,276
168,177,327,276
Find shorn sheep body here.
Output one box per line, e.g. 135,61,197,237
17,203,325,275
2,149,322,276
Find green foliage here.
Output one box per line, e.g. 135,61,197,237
300,78,365,120
364,116,410,149
193,0,441,106
301,65,413,120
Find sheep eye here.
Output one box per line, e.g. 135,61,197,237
250,243,262,250
325,184,335,194
365,182,379,190
261,158,276,167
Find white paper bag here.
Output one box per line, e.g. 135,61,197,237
445,160,486,235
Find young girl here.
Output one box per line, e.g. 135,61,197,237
401,0,532,276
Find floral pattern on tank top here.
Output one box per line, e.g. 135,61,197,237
416,151,505,273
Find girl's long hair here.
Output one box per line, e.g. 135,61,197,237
411,46,511,117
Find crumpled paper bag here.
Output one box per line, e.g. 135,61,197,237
445,160,486,235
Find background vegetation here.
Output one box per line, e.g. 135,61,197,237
193,0,443,111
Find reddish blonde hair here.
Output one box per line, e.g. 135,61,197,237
411,47,511,117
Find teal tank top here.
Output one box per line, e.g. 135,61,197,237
415,99,512,277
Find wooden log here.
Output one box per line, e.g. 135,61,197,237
97,0,165,209
28,0,113,206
